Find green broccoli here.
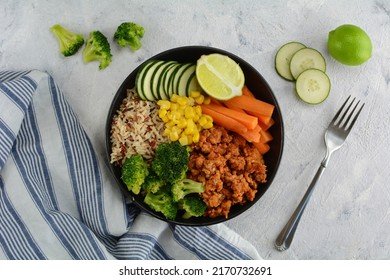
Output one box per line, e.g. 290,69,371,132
151,141,190,184
121,154,149,195
179,196,207,219
50,24,84,57
142,171,165,194
114,22,145,51
82,31,112,70
144,186,178,220
171,178,205,202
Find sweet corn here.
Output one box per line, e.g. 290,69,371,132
195,94,204,104
169,130,179,142
158,108,167,118
157,100,171,110
156,92,214,146
190,91,201,98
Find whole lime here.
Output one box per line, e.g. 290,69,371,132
327,24,372,66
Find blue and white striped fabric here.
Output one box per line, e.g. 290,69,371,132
0,70,261,260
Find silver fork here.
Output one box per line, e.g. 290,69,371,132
275,95,365,251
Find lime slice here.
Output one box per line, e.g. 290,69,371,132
196,53,245,100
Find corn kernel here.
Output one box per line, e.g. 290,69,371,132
171,94,180,102
202,120,213,129
193,114,200,122
163,128,171,136
199,115,208,127
157,100,171,110
159,108,167,119
194,105,202,116
179,135,188,146
177,119,187,129
170,103,179,111
195,94,205,104
184,106,195,119
190,91,201,98
177,96,188,106
203,96,211,105
170,131,179,142
192,131,200,143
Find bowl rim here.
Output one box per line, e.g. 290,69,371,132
105,45,284,226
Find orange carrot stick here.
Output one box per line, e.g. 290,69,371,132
240,126,261,143
202,103,258,130
201,106,248,135
260,129,273,143
224,95,274,117
242,85,254,97
253,141,270,155
258,117,275,131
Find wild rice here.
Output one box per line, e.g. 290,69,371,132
110,88,168,166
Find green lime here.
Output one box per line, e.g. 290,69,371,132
327,24,372,66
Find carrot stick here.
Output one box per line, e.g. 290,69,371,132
242,85,254,97
201,103,258,130
201,106,248,135
245,110,272,125
260,129,273,143
253,141,270,155
224,95,274,117
258,117,275,131
209,97,225,106
240,126,261,143
223,100,246,113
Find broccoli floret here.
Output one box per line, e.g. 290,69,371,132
114,22,145,51
142,171,165,194
151,141,190,184
50,24,84,57
144,187,178,220
179,196,207,219
82,31,112,70
171,178,205,202
121,154,149,195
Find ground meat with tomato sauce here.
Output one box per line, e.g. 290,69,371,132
188,126,267,218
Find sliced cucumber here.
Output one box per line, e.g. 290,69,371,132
186,71,201,96
171,63,192,96
150,61,168,100
162,63,179,98
290,48,326,80
295,69,330,104
135,60,158,100
177,64,196,96
153,61,176,100
275,42,306,81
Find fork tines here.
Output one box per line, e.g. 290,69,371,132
332,95,365,130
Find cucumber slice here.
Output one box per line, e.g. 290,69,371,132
295,69,330,104
162,63,178,98
177,64,196,96
175,63,193,96
166,63,181,98
150,60,167,100
140,61,165,101
290,48,326,80
186,71,200,96
135,60,157,100
157,61,176,100
275,42,306,81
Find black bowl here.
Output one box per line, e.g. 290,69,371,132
105,46,284,226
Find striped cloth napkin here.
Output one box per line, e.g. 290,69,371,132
0,70,261,260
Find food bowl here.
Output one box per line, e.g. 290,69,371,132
105,46,284,226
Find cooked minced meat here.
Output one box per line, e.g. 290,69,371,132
188,125,267,218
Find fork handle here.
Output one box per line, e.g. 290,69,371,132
275,164,326,251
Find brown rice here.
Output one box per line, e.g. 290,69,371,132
110,88,168,166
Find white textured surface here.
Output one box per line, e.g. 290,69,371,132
1,0,389,259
